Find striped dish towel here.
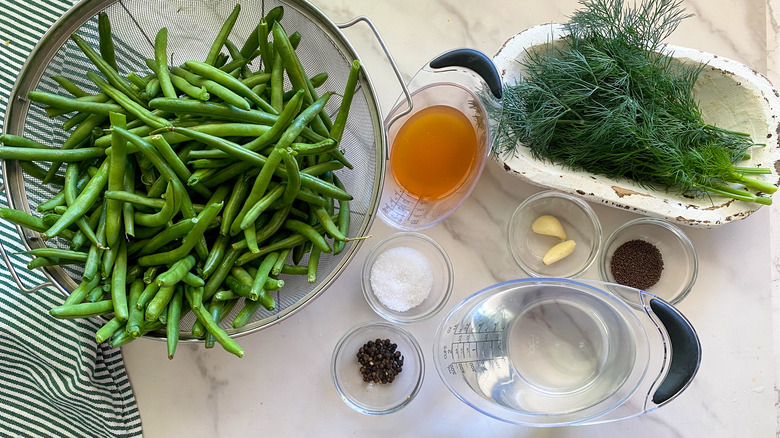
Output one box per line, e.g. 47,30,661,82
0,1,143,437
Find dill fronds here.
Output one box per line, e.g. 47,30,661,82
494,0,776,204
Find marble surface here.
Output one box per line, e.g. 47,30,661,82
122,0,780,436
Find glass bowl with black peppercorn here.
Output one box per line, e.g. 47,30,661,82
508,190,602,278
599,217,698,307
330,321,424,415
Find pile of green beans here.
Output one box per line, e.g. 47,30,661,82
0,5,363,359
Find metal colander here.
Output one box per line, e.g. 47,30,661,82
1,0,399,339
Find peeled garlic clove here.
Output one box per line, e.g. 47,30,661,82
542,240,576,265
532,215,567,240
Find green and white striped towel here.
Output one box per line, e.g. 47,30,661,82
0,1,143,437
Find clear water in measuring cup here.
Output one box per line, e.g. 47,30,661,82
440,286,637,415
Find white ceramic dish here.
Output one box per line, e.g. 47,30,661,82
492,24,780,228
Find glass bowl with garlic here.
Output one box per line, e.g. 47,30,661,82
508,190,602,278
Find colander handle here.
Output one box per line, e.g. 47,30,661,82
336,16,413,141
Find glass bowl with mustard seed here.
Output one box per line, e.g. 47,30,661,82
331,321,424,415
508,190,602,278
599,217,698,307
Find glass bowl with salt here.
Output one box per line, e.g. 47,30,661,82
361,232,454,323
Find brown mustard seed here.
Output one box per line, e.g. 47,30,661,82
610,239,664,290
356,338,404,384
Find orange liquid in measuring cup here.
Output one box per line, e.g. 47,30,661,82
390,105,478,201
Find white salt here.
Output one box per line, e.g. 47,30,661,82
370,246,433,312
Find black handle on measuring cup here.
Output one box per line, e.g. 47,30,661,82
649,298,702,405
429,48,503,99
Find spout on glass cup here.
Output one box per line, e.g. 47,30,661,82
378,49,502,231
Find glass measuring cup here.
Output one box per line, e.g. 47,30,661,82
433,278,701,427
378,49,502,230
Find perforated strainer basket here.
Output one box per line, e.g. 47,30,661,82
1,0,407,339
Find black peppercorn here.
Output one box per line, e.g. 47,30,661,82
356,338,404,384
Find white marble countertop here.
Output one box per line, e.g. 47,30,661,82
122,0,780,436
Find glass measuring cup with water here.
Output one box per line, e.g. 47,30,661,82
433,278,701,427
378,49,502,230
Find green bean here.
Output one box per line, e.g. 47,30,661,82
203,299,224,348
241,72,271,88
333,174,350,255
157,255,196,287
307,246,322,283
62,112,90,131
149,134,212,199
205,4,241,66
182,272,205,287
271,247,290,276
235,232,309,265
137,281,160,310
133,181,179,227
250,251,278,301
0,146,106,163
203,234,230,278
244,225,260,253
145,284,175,322
167,287,183,359
137,201,223,266
281,263,308,276
154,27,177,99
126,280,145,338
187,284,204,310
26,257,62,270
185,60,278,115
289,138,338,156
51,76,88,98
250,204,290,247
50,300,114,319
63,276,99,306
28,91,125,116
278,148,300,205
105,190,165,209
71,34,142,103
137,218,197,256
98,12,118,71
169,73,210,101
169,65,251,111
239,184,284,231
145,77,161,99
44,159,108,239
87,72,170,129
163,126,267,169
232,299,263,328
96,317,123,343
271,22,328,136
122,160,136,237
127,72,148,90
106,112,127,248
110,241,128,322
221,173,250,235
191,304,244,358
148,97,274,125
313,204,346,241
21,248,88,262
0,207,50,233
243,89,303,152
283,219,331,253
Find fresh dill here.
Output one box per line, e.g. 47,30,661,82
494,0,776,204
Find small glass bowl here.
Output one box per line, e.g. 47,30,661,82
599,217,698,306
508,191,602,278
361,232,454,323
331,321,425,415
